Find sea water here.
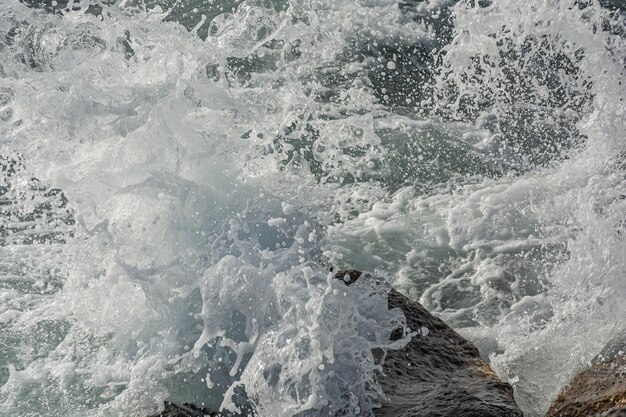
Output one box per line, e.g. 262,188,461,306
0,0,624,416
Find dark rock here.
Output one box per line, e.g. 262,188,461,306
153,271,522,417
596,407,626,417
546,332,626,417
148,401,216,417
334,270,523,417
375,289,522,417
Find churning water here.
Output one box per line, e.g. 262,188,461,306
0,0,624,416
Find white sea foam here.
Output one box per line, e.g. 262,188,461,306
0,0,624,416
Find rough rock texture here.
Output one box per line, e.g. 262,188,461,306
596,407,626,417
333,270,522,417
546,332,626,417
151,271,522,417
374,288,522,417
148,401,216,417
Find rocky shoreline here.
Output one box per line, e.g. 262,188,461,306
149,271,626,417
151,271,523,417
546,330,626,417
371,288,521,417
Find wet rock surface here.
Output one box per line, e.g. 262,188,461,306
546,332,626,417
148,401,217,417
150,270,522,417
373,287,522,417
336,270,522,417
596,408,626,417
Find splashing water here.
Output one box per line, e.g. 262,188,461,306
0,0,624,416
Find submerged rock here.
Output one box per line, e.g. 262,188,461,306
546,332,626,417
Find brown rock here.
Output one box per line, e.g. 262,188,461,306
595,407,626,417
546,332,626,417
